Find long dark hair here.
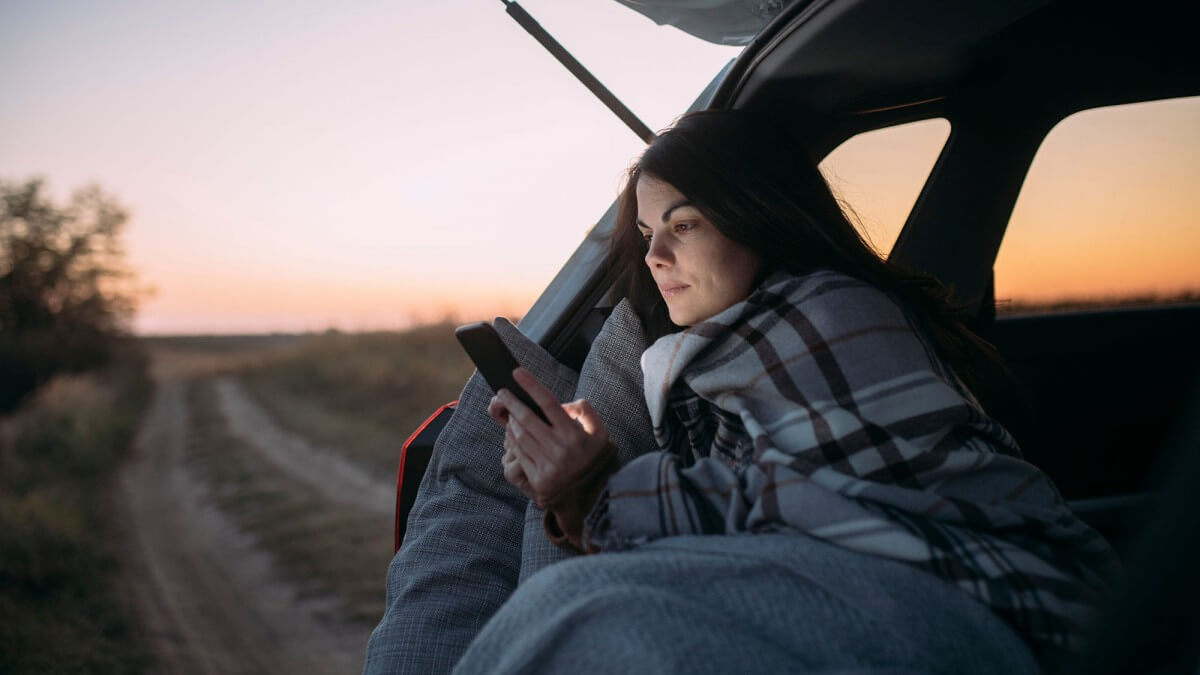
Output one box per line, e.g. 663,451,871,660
607,108,997,383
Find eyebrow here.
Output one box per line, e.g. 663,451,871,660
636,199,693,229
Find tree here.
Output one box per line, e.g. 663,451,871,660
0,178,144,411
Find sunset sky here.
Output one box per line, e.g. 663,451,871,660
2,1,1196,334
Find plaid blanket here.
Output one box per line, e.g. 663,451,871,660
586,269,1118,665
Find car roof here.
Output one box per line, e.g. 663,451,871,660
718,0,1199,154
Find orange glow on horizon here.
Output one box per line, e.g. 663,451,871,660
994,96,1200,303
134,274,542,335
824,98,1199,308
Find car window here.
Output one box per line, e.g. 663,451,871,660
994,96,1200,315
819,118,951,257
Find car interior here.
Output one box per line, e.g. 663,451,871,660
539,0,1198,538
401,0,1199,671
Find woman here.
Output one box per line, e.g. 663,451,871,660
472,109,1116,673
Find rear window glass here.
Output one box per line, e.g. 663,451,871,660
819,118,951,257
994,96,1200,314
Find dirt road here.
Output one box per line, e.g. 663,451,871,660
114,347,373,674
214,377,393,517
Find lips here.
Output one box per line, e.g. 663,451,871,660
658,283,689,298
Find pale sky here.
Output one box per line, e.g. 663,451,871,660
2,2,1196,334
1,0,739,333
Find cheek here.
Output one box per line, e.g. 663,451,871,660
719,246,762,299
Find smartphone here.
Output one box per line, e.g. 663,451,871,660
454,322,550,424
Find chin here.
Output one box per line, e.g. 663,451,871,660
668,307,701,327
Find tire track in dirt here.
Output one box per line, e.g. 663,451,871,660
212,376,394,518
113,349,368,674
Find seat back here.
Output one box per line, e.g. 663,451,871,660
394,402,457,552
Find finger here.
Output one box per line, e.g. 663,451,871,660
502,447,519,466
507,415,552,470
508,418,561,494
503,424,516,454
497,387,550,437
564,398,608,441
487,395,510,424
502,451,531,495
503,449,529,485
503,434,535,498
512,368,573,430
497,387,566,459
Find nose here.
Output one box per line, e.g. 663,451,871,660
644,234,673,269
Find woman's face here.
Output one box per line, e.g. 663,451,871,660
636,175,762,326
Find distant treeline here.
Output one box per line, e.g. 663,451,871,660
997,290,1200,316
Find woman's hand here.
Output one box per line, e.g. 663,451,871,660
488,367,612,509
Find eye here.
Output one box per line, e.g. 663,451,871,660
674,221,695,234
640,230,652,244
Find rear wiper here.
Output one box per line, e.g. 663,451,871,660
499,0,655,144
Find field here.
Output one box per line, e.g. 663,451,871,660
2,324,477,673
129,324,476,671
0,342,152,674
233,324,476,476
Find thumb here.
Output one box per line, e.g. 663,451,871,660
565,398,602,434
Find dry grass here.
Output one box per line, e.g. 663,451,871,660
184,378,394,626
0,344,152,675
143,333,309,354
237,323,475,475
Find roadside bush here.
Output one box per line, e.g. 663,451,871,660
0,178,145,412
0,342,151,674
